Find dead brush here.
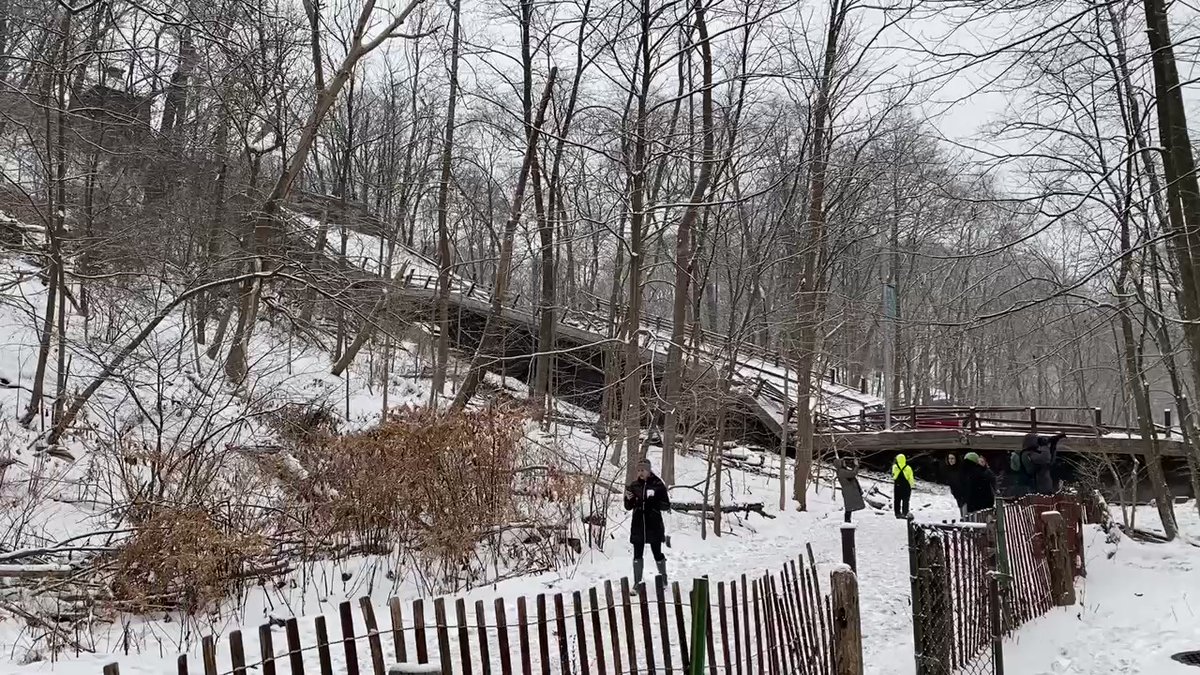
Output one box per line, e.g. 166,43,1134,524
287,405,528,567
108,507,266,614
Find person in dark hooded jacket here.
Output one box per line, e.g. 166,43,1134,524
1019,432,1066,495
836,458,866,523
959,452,996,514
624,458,671,587
944,453,966,516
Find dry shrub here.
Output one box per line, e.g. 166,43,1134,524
295,405,527,564
110,507,265,613
268,403,340,445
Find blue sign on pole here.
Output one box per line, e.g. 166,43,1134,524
883,283,898,320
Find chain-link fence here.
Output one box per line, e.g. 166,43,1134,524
908,521,1004,675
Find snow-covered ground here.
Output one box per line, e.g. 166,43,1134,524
0,245,1195,675
1005,506,1200,674
10,437,1195,675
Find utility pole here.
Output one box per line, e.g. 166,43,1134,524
883,281,897,430
780,352,790,510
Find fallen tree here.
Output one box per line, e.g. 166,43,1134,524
671,501,775,520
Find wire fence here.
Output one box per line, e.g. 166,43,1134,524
908,522,1001,675
908,493,1087,675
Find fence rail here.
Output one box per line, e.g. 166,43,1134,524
100,551,854,675
819,405,1178,440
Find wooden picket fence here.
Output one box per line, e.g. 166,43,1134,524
992,494,1086,630
100,550,855,675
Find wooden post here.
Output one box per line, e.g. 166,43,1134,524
103,665,121,675
1040,511,1076,606
840,524,857,574
906,523,926,675
830,568,863,675
1164,409,1172,437
1093,407,1102,429
229,631,247,675
859,376,867,395
202,635,218,675
968,406,977,432
910,406,918,428
1028,406,1038,433
829,368,837,384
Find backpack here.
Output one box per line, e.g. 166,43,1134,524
1020,449,1037,475
1009,452,1022,472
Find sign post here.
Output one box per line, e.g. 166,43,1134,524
883,282,897,430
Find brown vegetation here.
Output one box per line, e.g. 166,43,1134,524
110,507,265,613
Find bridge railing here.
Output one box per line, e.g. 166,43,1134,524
399,273,802,373
817,405,1179,439
306,210,826,385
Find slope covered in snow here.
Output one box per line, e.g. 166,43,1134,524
1005,506,1200,674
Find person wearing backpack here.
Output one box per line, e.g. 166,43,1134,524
892,453,915,518
1019,432,1067,495
1008,450,1032,497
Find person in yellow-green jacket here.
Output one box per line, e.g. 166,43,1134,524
892,454,915,519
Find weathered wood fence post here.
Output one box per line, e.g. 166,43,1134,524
841,524,857,573
831,567,863,675
1040,511,1076,606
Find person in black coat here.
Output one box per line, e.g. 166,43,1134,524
625,458,671,587
944,453,966,517
960,452,997,514
1019,432,1066,495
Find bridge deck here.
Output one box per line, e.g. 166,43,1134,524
817,428,1188,457
287,205,881,422
817,406,1192,458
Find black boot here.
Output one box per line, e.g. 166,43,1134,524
633,559,644,587
655,559,668,587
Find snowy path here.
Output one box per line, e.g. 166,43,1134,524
1004,508,1200,674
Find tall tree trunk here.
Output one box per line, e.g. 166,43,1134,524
659,0,714,484
792,0,846,509
1142,0,1200,425
621,0,656,486
223,0,425,383
431,0,462,408
451,71,558,410
22,11,70,429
